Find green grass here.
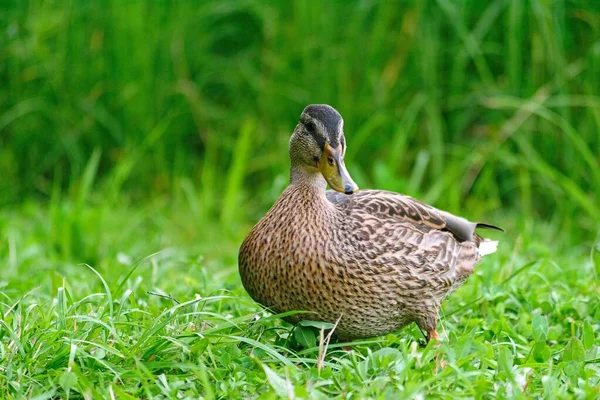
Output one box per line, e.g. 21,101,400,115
1,193,599,398
1,0,600,398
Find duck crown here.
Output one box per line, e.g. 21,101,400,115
299,104,344,149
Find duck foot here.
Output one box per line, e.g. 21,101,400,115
427,329,445,372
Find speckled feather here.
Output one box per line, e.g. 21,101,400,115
239,183,498,339
239,104,501,341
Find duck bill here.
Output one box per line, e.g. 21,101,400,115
318,143,359,195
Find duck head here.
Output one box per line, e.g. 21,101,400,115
289,104,359,195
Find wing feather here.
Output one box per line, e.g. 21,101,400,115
327,189,494,294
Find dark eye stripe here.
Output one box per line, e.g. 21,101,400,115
313,132,326,150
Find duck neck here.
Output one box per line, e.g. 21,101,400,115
289,165,328,197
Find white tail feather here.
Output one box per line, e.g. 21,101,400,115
478,239,499,257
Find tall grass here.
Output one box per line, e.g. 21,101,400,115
0,183,598,398
1,0,599,240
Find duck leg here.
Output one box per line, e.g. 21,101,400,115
427,329,440,342
426,329,445,371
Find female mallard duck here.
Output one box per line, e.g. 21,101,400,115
239,104,502,342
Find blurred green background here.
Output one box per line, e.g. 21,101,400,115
1,0,599,244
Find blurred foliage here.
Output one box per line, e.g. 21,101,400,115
1,0,599,240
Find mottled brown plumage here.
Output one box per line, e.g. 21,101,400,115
239,104,502,341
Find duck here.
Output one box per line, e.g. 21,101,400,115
238,104,502,342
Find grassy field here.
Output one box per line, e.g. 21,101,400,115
1,195,598,398
1,0,600,398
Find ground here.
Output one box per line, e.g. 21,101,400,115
1,196,598,399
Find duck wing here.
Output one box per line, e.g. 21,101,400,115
327,189,502,244
326,189,502,292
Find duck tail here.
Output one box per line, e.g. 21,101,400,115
474,223,503,257
475,222,505,232
478,239,499,256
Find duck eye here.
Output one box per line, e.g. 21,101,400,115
305,121,316,132
327,156,335,166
